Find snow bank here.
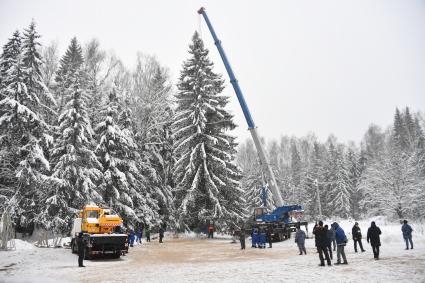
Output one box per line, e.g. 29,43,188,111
172,231,233,240
13,239,35,250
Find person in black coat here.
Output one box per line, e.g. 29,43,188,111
313,221,332,266
76,232,86,267
266,226,273,248
325,224,333,260
367,221,382,260
239,229,246,250
159,227,164,243
352,222,366,253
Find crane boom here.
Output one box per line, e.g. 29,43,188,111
198,7,284,207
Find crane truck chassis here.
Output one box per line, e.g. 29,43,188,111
70,205,128,259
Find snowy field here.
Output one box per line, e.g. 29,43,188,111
0,218,424,283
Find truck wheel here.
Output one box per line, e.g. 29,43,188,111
113,251,121,259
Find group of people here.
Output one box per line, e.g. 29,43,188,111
249,227,273,249
127,226,152,247
237,219,415,268
310,219,414,266
312,221,349,266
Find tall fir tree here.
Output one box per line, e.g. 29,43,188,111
346,147,361,218
0,25,52,228
329,146,351,218
290,141,303,204
47,38,102,233
173,32,245,231
0,31,23,209
303,142,325,219
54,37,84,115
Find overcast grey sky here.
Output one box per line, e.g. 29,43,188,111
1,0,424,144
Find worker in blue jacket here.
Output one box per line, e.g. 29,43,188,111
129,229,136,247
332,222,348,265
251,228,258,248
259,228,267,249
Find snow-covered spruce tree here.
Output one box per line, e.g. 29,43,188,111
0,31,22,95
303,142,326,219
54,37,84,116
289,141,305,204
173,32,245,231
116,90,160,228
0,31,22,209
47,38,102,233
360,146,423,219
22,21,55,118
131,59,176,227
322,140,351,218
96,88,141,225
0,26,53,229
346,146,362,219
360,108,425,219
329,146,351,218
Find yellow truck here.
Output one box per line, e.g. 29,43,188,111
70,205,128,259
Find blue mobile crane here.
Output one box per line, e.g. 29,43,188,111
198,7,308,240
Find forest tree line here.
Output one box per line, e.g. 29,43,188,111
238,108,425,221
0,22,423,237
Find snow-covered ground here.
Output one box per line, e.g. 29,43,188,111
0,218,424,283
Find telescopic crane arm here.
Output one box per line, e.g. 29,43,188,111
197,7,284,207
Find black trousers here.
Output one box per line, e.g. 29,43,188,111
371,245,380,258
354,239,365,252
240,238,245,249
318,246,331,265
326,244,333,259
78,253,84,266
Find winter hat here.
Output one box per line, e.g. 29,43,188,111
318,220,323,226
403,220,408,224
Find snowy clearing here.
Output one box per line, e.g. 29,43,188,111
1,219,424,283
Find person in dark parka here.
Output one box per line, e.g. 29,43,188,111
159,227,164,243
313,221,332,266
313,222,319,251
266,226,273,248
325,225,333,260
352,222,365,252
401,220,413,250
76,232,85,267
145,227,151,242
259,228,267,249
136,227,143,244
239,229,246,250
251,228,258,248
367,221,382,259
329,224,337,251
